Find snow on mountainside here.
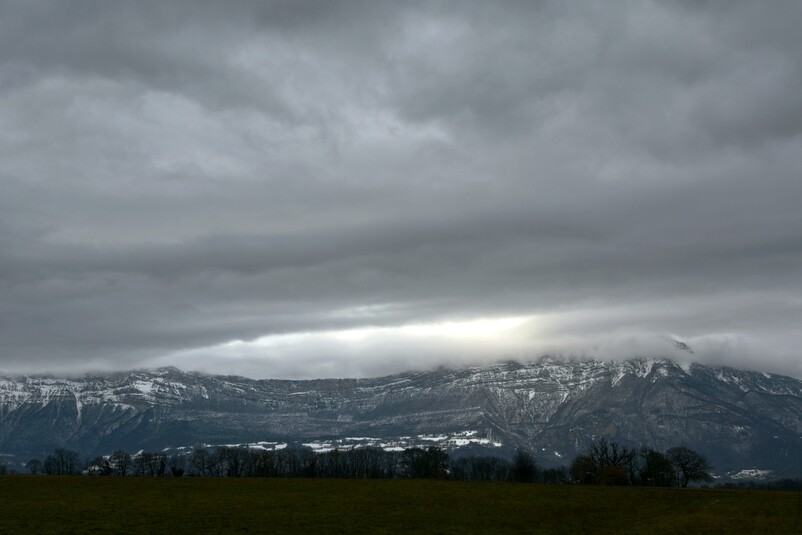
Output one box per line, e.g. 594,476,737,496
1,357,800,478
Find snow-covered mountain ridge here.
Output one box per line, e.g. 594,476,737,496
1,357,800,478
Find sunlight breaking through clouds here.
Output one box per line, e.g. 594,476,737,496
157,316,539,379
328,316,532,342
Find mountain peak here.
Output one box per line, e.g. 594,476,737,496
672,339,694,354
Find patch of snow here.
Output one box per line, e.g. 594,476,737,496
731,469,774,480
132,381,154,394
611,369,627,386
74,394,83,424
418,434,448,441
445,437,499,447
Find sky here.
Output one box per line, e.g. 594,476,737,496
1,1,801,379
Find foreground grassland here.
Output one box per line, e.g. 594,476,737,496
0,477,799,534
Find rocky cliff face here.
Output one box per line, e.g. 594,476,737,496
1,357,800,478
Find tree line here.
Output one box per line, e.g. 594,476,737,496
568,438,712,487
14,439,721,487
22,446,451,479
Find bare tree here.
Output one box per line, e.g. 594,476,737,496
450,456,511,482
169,454,185,477
190,448,210,477
207,449,225,477
300,449,318,478
221,447,249,477
511,449,538,483
66,450,82,474
570,454,597,484
109,450,132,477
285,449,302,477
570,439,637,485
273,449,291,477
402,447,449,479
249,450,274,477
667,447,712,487
44,448,82,475
638,448,677,487
86,456,113,476
26,459,43,475
132,452,148,476
130,451,167,476
154,453,168,477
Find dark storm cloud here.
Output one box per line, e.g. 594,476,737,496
1,1,801,378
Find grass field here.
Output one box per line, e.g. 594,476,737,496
0,477,799,534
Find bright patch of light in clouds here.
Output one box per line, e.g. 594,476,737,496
158,316,537,379
330,316,531,341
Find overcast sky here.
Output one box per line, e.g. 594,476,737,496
1,1,801,379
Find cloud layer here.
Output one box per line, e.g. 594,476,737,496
1,1,801,378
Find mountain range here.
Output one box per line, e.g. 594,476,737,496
1,357,800,479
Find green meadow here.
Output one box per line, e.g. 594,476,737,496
0,477,799,534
